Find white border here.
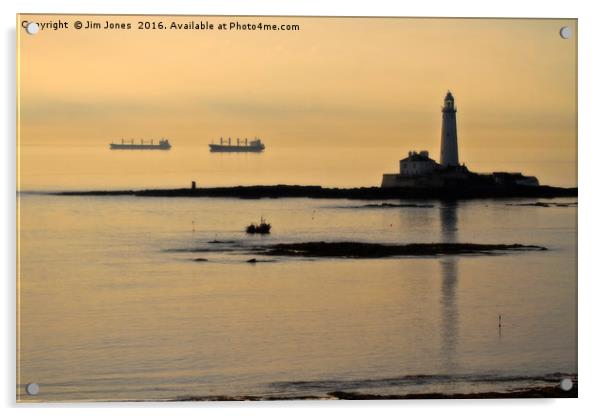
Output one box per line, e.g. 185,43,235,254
3,1,599,415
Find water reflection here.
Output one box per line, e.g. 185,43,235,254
439,201,459,372
440,201,458,244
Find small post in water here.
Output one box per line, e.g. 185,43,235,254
498,314,502,338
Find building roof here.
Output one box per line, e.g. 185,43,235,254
402,150,436,163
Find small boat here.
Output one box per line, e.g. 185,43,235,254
246,217,271,234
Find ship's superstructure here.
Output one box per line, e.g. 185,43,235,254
382,91,539,188
209,137,265,153
110,138,171,150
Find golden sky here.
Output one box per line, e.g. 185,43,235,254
17,15,577,188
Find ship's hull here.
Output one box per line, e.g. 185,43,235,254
209,144,264,153
110,144,171,150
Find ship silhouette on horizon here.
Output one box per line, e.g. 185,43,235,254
209,137,265,153
110,138,172,150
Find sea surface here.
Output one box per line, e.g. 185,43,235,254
17,194,577,401
18,144,577,191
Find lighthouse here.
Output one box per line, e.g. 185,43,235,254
381,91,540,188
440,91,459,167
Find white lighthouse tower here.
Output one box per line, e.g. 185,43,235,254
440,91,459,167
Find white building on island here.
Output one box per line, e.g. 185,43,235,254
382,91,463,188
381,91,539,188
399,151,439,176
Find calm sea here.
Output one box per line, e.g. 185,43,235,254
18,144,577,191
17,193,577,401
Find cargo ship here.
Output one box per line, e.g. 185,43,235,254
209,137,265,153
110,138,172,150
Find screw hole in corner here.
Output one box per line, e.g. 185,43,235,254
25,383,40,396
25,22,40,35
560,378,573,391
559,26,572,40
